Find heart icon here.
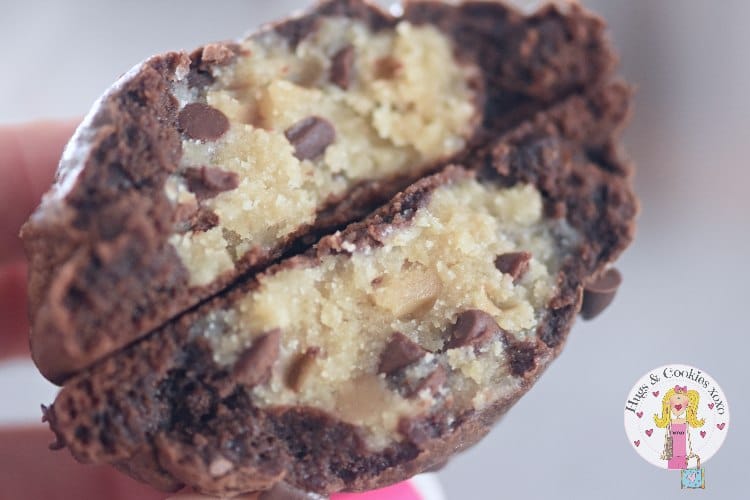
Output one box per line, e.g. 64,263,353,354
636,411,643,418
717,422,726,430
645,429,653,437
653,391,660,397
708,403,715,409
700,431,706,438
634,440,640,447
674,404,683,411
688,472,696,482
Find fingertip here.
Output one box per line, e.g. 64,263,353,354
166,493,257,500
0,119,80,264
0,119,80,188
0,260,31,360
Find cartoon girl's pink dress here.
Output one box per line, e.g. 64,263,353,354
668,423,688,469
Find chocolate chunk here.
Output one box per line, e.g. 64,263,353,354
378,332,426,375
183,166,240,200
232,329,281,387
494,251,531,284
330,45,355,89
284,116,336,161
580,268,622,320
445,309,502,349
374,56,402,79
286,347,321,392
178,103,230,141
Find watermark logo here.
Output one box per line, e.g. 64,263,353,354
624,364,729,489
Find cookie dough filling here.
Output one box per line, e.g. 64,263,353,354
166,17,478,286
198,178,571,449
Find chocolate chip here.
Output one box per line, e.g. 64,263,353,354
178,102,230,141
445,309,502,349
274,16,320,49
378,332,426,375
330,45,355,89
183,166,240,200
186,43,242,89
504,339,538,377
286,347,321,392
174,203,219,233
580,268,622,320
191,208,219,232
284,116,336,161
374,56,402,79
494,251,531,284
232,329,281,387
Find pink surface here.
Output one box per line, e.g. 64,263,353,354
332,481,421,500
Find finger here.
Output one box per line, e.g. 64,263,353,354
0,428,427,500
0,260,30,360
0,120,79,265
167,479,432,500
167,495,256,500
0,426,166,500
332,481,429,499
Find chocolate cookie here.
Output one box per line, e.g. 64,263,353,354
21,0,616,384
43,80,636,497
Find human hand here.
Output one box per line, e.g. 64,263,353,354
0,121,438,500
0,119,169,500
0,119,168,499
166,478,437,499
0,120,79,359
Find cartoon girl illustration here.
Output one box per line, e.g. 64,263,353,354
654,385,705,469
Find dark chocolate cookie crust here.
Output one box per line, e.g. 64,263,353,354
44,82,636,497
22,0,617,385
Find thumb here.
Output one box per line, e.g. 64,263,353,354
166,475,443,500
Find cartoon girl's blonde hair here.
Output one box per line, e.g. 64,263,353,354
653,388,705,428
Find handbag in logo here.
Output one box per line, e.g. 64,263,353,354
680,454,705,489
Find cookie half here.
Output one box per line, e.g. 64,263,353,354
22,0,615,384
44,82,636,496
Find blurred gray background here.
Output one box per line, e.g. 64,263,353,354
1,1,748,498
